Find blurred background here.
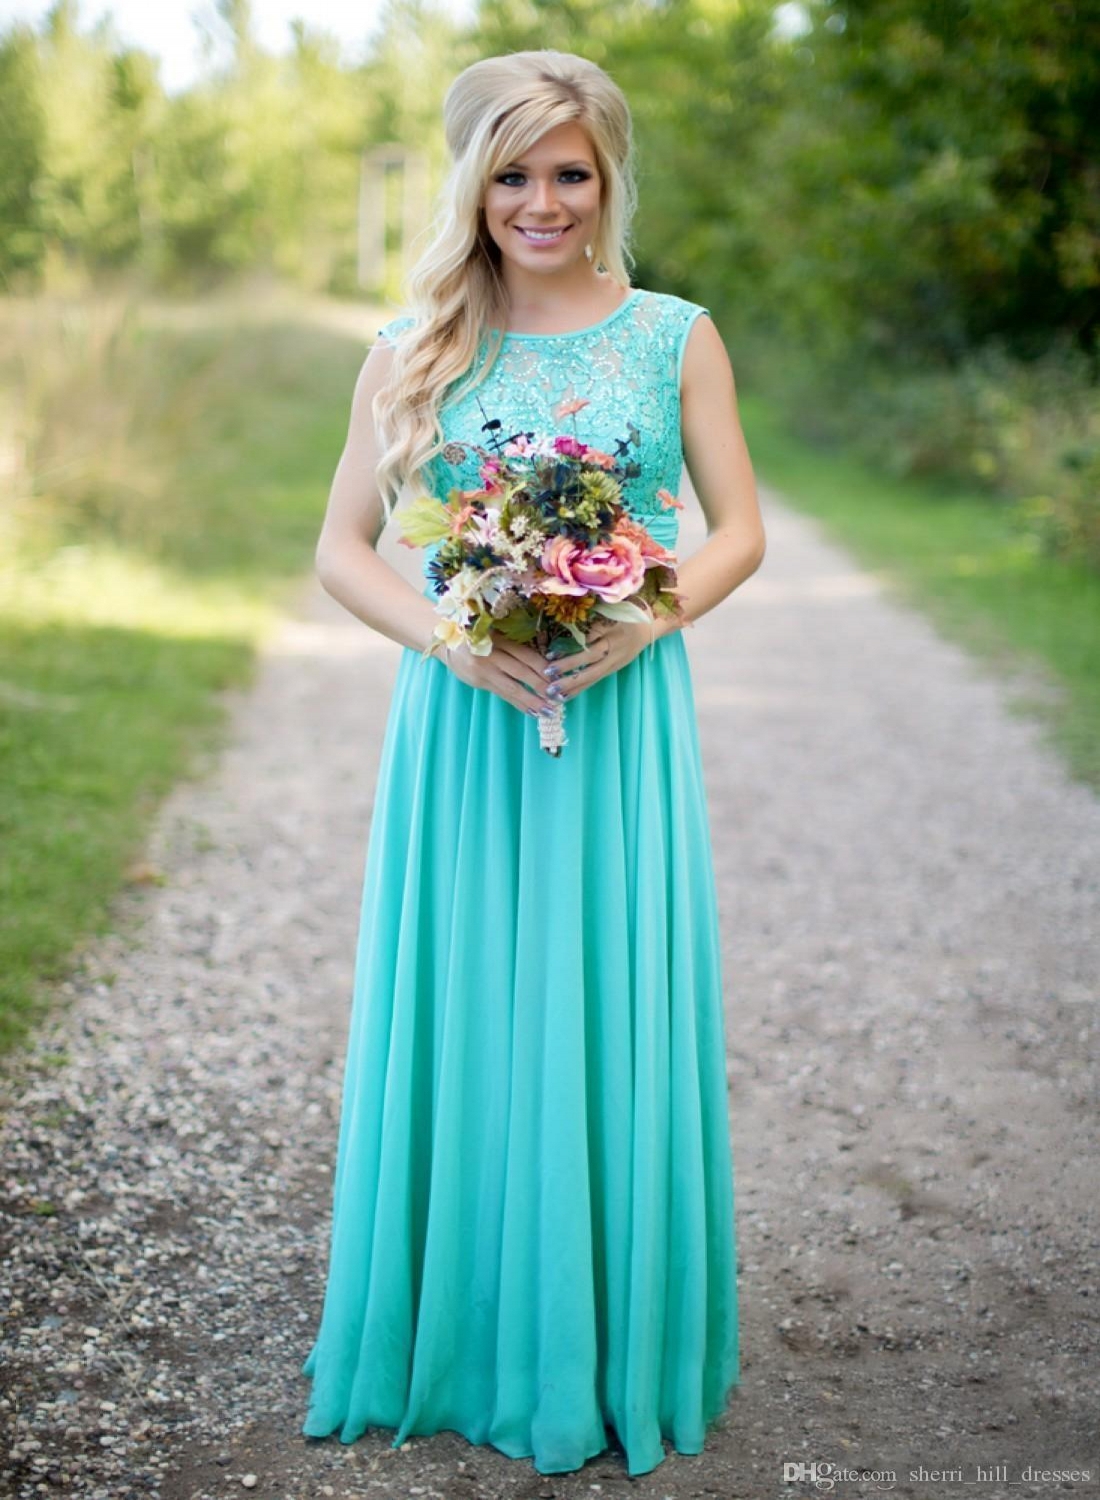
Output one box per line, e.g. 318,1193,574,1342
1,0,1097,1052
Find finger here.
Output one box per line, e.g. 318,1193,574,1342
548,656,610,703
493,636,553,677
584,615,620,643
496,672,558,717
492,639,558,696
551,638,612,676
489,655,557,708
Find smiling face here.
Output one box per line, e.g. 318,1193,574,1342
481,119,603,273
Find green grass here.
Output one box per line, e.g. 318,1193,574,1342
0,294,372,1058
739,391,1100,790
0,615,250,1050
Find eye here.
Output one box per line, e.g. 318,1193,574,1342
495,170,592,186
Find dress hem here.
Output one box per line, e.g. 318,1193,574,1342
300,1373,741,1478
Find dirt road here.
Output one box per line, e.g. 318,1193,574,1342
2,484,1097,1500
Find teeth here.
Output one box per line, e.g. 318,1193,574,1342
520,227,567,240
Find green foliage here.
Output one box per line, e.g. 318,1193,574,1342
0,297,373,1056
813,0,1100,362
5,0,1095,364
466,0,1096,577
397,495,456,545
493,605,539,642
468,607,494,645
0,0,1097,570
1012,445,1100,573
0,25,45,283
0,0,464,292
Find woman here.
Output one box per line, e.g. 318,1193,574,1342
301,47,766,1479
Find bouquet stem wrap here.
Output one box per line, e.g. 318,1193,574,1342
537,700,567,756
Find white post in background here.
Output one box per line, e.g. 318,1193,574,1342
358,145,433,296
357,149,386,291
401,150,431,272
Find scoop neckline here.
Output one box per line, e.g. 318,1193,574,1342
491,286,642,341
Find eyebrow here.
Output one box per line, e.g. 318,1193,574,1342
504,159,593,170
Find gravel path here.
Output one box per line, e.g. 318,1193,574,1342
2,484,1097,1500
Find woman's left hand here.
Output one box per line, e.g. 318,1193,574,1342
542,616,663,701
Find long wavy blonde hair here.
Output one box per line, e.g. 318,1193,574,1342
372,49,638,521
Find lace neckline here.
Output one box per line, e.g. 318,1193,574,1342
491,287,642,342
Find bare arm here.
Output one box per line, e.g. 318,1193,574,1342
544,312,767,698
669,311,766,632
313,336,557,716
313,338,440,654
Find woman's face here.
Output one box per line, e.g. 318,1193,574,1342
481,120,602,273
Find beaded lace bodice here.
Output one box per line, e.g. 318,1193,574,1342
377,287,709,562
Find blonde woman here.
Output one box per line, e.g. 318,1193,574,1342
301,48,766,1479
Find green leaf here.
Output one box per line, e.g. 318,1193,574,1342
546,633,583,659
493,606,539,643
395,497,452,547
593,598,651,624
468,608,494,644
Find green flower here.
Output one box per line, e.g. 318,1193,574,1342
578,469,621,510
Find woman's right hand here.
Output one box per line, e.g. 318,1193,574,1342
440,633,561,718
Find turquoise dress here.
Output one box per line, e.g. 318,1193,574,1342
300,286,739,1477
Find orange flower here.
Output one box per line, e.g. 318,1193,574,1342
553,396,591,421
656,487,684,510
583,447,619,469
615,514,678,566
446,499,478,535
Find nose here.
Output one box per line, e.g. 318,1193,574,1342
529,178,560,214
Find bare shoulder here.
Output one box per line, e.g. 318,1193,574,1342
346,336,398,430
681,309,735,395
676,303,763,548
314,336,403,560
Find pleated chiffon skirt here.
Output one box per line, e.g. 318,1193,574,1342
300,626,740,1477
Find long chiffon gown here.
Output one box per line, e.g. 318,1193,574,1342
300,285,739,1477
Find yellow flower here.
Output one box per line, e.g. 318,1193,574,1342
434,617,466,650
536,592,598,626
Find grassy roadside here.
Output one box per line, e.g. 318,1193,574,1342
738,392,1100,792
0,294,372,1059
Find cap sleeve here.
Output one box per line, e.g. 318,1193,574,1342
676,301,711,386
376,313,417,345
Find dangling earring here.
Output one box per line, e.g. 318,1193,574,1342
584,243,594,262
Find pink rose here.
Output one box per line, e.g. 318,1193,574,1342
552,435,588,459
540,533,646,603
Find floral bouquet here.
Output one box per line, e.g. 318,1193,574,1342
396,397,686,757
